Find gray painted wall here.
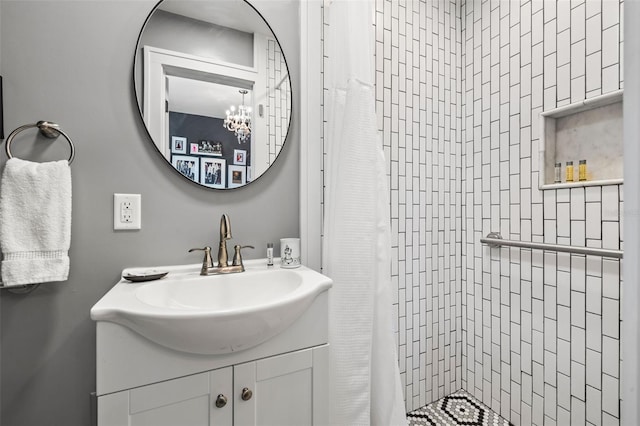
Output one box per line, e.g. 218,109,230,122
0,1,300,425
134,9,255,107
0,1,3,421
141,10,254,66
622,1,640,422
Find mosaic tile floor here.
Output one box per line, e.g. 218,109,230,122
407,390,512,426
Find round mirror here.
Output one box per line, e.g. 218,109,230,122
134,0,292,189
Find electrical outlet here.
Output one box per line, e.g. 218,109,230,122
114,194,141,230
121,201,133,223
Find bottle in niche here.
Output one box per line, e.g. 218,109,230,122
554,162,562,183
566,161,574,182
579,159,587,181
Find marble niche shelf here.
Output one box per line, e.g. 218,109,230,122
539,90,623,190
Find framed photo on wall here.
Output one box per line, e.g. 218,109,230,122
200,158,226,189
190,143,199,155
172,155,199,182
197,140,223,157
234,149,247,165
171,136,187,154
228,165,246,189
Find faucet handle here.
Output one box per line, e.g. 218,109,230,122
232,245,255,268
189,246,213,275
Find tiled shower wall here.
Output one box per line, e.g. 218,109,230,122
325,0,624,422
460,1,624,426
462,0,623,425
372,0,463,411
266,39,291,165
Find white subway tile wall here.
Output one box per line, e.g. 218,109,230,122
266,39,291,165
323,0,623,423
460,1,623,425
373,0,463,411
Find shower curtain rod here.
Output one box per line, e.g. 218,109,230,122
481,232,623,259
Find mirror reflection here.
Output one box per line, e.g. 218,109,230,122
134,0,292,189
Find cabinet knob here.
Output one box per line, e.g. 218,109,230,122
241,387,253,401
215,394,228,408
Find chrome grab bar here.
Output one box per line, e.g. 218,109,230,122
481,232,623,259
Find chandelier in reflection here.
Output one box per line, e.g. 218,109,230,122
223,89,252,144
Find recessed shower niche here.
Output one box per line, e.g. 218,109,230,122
539,90,623,189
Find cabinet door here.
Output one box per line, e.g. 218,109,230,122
97,367,233,426
234,345,329,426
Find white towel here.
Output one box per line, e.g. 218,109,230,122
0,158,72,286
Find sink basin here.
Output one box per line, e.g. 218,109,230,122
90,260,332,355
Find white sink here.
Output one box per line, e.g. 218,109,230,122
91,259,332,355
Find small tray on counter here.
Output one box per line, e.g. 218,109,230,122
122,269,169,283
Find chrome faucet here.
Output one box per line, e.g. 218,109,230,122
189,214,254,275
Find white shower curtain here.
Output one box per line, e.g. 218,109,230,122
323,1,407,425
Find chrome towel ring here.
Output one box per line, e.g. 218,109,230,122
5,121,75,164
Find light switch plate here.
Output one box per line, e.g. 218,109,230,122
114,193,141,230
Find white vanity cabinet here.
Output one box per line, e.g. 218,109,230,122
98,367,233,425
92,262,332,425
97,345,328,426
233,345,328,425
